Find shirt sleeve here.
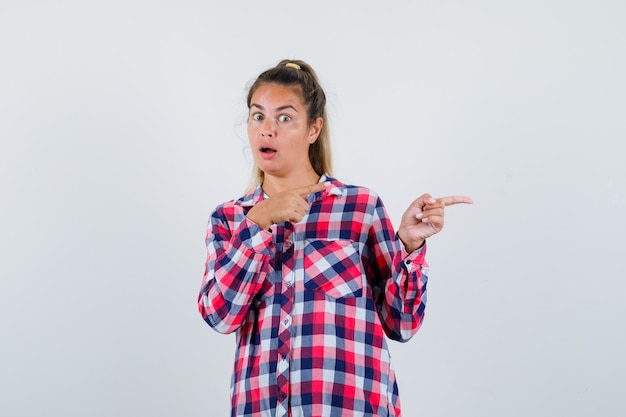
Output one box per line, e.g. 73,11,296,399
197,205,274,334
365,196,429,342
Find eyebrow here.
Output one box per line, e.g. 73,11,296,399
250,103,299,113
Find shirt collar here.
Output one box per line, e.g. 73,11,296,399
316,173,344,202
237,173,344,207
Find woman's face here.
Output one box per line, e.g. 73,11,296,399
247,83,322,180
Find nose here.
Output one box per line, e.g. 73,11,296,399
261,119,276,137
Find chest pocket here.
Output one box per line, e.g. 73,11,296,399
303,239,364,299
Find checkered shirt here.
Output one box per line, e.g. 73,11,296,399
198,174,429,417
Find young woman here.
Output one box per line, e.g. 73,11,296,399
198,59,472,417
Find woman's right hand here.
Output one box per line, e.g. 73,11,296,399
246,183,327,230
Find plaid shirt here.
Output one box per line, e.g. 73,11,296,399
198,175,429,417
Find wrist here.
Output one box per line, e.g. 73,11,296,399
398,230,424,253
246,207,272,231
405,240,424,254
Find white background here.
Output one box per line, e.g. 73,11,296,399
1,1,625,416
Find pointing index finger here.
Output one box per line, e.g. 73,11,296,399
296,182,328,198
438,195,474,206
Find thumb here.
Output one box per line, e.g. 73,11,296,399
410,193,435,209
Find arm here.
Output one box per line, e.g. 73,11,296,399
197,205,274,334
372,192,473,341
366,196,429,342
199,183,326,334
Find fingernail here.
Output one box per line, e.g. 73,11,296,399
427,198,437,204
422,217,429,223
415,212,423,219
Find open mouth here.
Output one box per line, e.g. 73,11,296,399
260,147,277,154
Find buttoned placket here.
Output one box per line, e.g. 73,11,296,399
274,188,336,417
275,223,295,417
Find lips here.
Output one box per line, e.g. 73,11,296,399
260,146,276,154
258,145,277,160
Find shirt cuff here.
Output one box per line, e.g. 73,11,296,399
233,217,274,255
399,241,427,272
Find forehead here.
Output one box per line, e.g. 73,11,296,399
250,83,305,108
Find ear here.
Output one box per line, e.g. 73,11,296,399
308,117,323,143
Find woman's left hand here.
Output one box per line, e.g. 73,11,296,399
398,194,473,253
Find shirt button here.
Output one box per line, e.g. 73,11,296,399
278,346,289,358
277,357,289,372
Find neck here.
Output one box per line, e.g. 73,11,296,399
262,170,321,196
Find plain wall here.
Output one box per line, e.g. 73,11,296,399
1,1,624,416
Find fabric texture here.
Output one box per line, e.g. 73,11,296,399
198,174,429,417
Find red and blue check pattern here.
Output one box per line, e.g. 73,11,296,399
198,175,429,417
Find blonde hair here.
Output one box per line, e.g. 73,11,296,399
246,59,332,189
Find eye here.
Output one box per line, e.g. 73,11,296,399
278,114,292,123
251,113,263,121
